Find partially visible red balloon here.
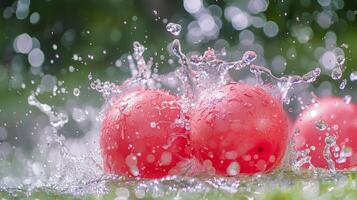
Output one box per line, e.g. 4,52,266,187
100,89,190,178
293,97,357,169
190,83,289,176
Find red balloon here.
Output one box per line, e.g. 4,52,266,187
100,89,190,178
292,97,357,169
190,83,288,175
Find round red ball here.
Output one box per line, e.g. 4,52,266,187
293,97,357,169
100,89,190,178
190,83,288,176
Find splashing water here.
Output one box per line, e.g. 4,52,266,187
290,128,314,171
1,34,349,199
28,92,68,128
169,39,321,106
331,55,345,80
20,87,108,195
336,147,353,164
324,135,337,173
88,39,335,182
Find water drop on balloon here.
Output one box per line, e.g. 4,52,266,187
315,120,327,131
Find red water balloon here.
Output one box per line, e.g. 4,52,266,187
100,89,190,178
190,83,288,176
293,97,357,169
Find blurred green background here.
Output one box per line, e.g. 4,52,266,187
0,0,357,149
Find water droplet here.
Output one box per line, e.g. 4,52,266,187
28,48,45,67
331,67,342,80
125,154,137,167
30,12,40,24
14,33,33,54
150,122,157,128
130,166,140,177
52,44,57,50
171,39,182,58
343,95,351,104
242,51,257,64
350,71,357,81
315,120,327,131
269,155,276,162
166,22,182,36
325,135,336,145
133,41,145,56
336,146,353,164
339,79,347,90
160,151,172,166
226,161,240,176
341,43,349,48
73,88,80,96
302,68,321,83
68,65,75,72
336,55,345,65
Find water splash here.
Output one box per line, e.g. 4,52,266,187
336,146,352,164
5,36,339,199
89,42,158,102
171,39,196,100
170,39,321,105
19,83,106,195
331,55,345,80
290,128,314,171
323,135,337,173
28,92,68,128
90,79,122,99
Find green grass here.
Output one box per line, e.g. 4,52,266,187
2,170,357,200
